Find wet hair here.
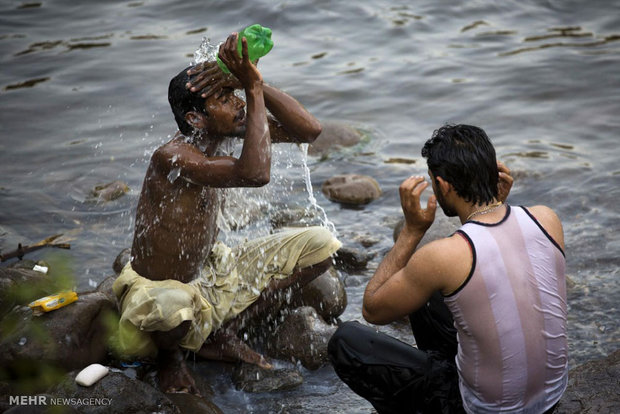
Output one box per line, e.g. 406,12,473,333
168,66,208,136
421,124,498,205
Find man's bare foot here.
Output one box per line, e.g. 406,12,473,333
158,348,200,395
197,330,273,370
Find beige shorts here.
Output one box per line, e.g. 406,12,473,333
111,226,341,358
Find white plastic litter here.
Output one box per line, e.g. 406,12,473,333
75,363,109,387
32,265,48,274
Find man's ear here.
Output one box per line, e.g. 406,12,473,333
435,176,452,196
185,111,207,130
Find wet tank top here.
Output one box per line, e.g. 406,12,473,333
444,205,568,414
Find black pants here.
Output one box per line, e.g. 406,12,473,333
328,292,463,414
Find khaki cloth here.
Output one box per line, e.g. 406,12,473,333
112,226,341,358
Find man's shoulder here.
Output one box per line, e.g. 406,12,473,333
524,204,561,222
414,233,472,267
409,234,473,295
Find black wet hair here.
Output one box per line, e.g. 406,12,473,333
168,66,208,136
421,124,498,205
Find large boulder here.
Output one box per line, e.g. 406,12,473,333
308,121,363,157
49,371,180,414
293,268,347,321
268,306,337,370
0,261,58,317
556,349,620,413
0,292,117,374
322,174,381,205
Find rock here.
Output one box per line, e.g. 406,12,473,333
353,234,381,248
232,363,303,393
334,244,374,272
49,371,180,414
0,261,56,317
293,268,347,321
141,363,215,401
321,174,381,205
308,121,363,157
95,275,117,304
269,306,337,370
165,393,222,414
0,292,117,373
112,248,131,274
88,181,129,203
2,396,80,413
555,349,620,413
269,207,321,229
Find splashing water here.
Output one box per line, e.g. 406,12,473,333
191,39,337,239
193,37,220,64
300,144,337,235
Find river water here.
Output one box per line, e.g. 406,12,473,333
1,0,618,412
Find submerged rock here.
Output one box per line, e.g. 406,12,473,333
293,268,347,321
308,121,363,157
269,306,337,370
322,174,381,205
232,363,303,393
88,181,129,203
269,207,322,229
334,244,375,272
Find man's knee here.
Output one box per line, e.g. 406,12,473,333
328,321,363,362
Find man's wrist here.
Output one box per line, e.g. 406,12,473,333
244,79,264,93
398,223,427,247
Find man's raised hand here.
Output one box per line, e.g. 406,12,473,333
186,61,241,99
218,33,262,88
399,176,437,234
497,161,513,203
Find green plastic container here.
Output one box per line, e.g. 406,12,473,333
217,24,274,74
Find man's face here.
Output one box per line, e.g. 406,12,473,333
428,169,458,217
203,88,246,137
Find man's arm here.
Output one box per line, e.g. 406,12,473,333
363,176,441,324
262,84,321,144
186,62,321,144
155,33,271,188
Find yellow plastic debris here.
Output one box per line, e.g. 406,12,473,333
28,291,78,313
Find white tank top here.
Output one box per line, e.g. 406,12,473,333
444,205,568,414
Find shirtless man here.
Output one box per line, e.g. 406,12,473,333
329,125,568,413
112,33,341,394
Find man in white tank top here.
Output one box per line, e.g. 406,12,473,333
329,124,568,413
